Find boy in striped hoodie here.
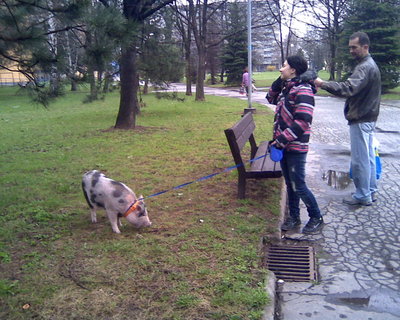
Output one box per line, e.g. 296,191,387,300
266,55,323,234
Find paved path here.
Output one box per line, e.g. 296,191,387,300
169,84,400,319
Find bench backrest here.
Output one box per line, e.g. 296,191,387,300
227,112,255,151
224,113,258,169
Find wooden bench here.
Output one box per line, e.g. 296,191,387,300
224,112,282,199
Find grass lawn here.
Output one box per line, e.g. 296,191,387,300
0,86,281,320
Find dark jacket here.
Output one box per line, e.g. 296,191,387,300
321,54,381,124
266,74,317,153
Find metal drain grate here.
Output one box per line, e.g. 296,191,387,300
265,246,317,282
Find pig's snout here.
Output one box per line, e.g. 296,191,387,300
140,218,152,228
126,214,152,228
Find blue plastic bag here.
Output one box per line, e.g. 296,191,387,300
375,148,382,180
349,147,381,180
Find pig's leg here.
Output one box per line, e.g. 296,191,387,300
90,207,97,223
118,216,122,227
106,210,121,234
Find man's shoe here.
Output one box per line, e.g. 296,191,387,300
351,192,377,203
343,196,372,206
302,217,324,234
281,216,301,231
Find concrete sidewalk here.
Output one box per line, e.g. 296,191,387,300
168,84,400,319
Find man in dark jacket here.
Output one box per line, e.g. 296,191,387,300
315,31,381,206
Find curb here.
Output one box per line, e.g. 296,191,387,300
262,272,277,320
381,101,400,109
262,181,286,320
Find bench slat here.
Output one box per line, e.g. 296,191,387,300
237,124,255,151
250,141,282,175
229,113,256,151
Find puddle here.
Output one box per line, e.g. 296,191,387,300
337,296,370,306
322,170,352,190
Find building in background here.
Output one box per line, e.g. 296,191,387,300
0,67,29,86
248,1,280,71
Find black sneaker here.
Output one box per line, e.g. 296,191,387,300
302,217,324,234
281,216,301,231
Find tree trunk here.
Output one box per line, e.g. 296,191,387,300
103,73,112,93
195,48,206,101
210,59,216,85
184,23,192,96
71,78,78,91
185,61,192,96
329,38,336,80
278,20,285,63
336,63,342,81
114,45,139,129
143,79,149,94
88,68,97,101
98,71,104,92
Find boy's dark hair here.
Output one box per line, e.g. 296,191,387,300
286,55,308,76
350,31,370,46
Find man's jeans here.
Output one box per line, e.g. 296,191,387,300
280,151,321,219
349,122,378,202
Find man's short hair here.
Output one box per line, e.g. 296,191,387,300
286,55,308,76
350,31,370,46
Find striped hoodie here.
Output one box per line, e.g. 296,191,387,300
266,77,316,153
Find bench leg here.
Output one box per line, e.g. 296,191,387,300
238,175,246,199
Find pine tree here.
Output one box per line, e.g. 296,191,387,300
338,0,400,92
138,10,184,88
0,1,87,105
221,2,247,85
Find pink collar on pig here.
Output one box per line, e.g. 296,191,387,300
123,200,139,217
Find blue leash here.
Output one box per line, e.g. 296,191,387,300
141,154,268,201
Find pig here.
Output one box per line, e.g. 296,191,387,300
82,170,151,233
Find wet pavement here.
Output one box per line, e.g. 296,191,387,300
168,84,400,319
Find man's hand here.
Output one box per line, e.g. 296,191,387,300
314,77,324,87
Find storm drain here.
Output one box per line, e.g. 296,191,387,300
265,246,317,282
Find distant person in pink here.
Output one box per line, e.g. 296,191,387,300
241,67,250,95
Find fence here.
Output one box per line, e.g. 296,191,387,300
0,69,29,86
